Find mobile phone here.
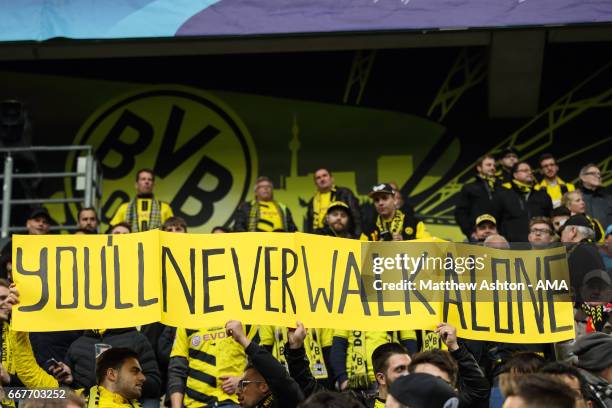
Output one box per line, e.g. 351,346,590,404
45,358,60,370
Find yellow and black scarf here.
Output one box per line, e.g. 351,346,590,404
376,210,405,236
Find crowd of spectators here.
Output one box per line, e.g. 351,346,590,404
0,149,611,408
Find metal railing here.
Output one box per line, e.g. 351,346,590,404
0,145,102,237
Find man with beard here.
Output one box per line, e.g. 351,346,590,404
76,207,98,234
536,153,575,209
89,347,146,407
314,201,356,239
305,168,361,236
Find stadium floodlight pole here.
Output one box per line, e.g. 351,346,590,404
1,155,13,239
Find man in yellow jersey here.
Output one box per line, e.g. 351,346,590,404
109,169,174,232
367,184,429,241
87,347,145,408
232,177,297,232
167,325,259,407
536,153,575,209
259,326,333,388
304,168,361,236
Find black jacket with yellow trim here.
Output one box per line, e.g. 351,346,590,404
305,186,362,236
65,328,160,399
245,342,304,408
454,176,500,238
494,183,552,242
232,201,298,232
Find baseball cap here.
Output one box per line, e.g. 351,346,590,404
475,214,496,227
560,214,592,231
28,207,50,221
388,373,459,408
326,201,350,214
582,270,612,287
368,183,395,197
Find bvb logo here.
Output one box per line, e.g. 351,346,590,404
67,86,257,232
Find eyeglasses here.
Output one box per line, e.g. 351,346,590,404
529,228,552,235
583,171,601,177
238,379,265,391
516,168,532,173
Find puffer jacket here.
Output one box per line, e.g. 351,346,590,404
64,328,160,399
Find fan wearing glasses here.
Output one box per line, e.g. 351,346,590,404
225,320,303,408
578,164,612,231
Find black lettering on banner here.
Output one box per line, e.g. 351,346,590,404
85,247,107,310
264,247,279,312
302,246,335,313
170,156,233,227
338,252,371,316
56,247,78,309
161,246,195,314
400,252,434,315
281,248,297,314
138,243,158,307
469,257,489,332
544,254,572,333
231,247,262,310
443,256,467,329
351,331,364,367
113,245,133,309
491,257,513,334
16,248,49,312
97,110,153,179
514,257,544,334
202,248,225,313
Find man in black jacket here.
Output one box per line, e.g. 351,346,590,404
226,320,303,408
577,164,612,229
495,147,518,185
305,168,361,236
494,161,552,242
560,214,607,303
233,176,297,232
409,323,490,408
64,327,161,402
455,154,499,240
284,323,409,408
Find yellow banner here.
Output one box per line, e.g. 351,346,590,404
12,231,575,343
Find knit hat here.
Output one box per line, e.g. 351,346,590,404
572,333,612,371
388,373,459,408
